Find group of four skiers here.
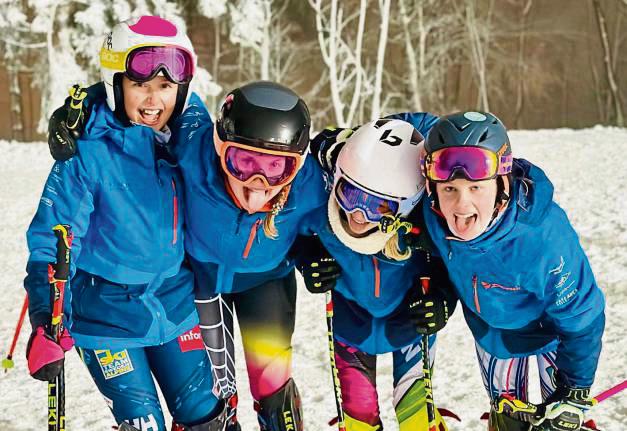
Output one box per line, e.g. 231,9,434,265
23,15,605,431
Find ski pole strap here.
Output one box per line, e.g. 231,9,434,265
378,215,413,235
66,85,87,131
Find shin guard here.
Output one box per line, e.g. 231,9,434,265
255,378,303,431
395,379,448,431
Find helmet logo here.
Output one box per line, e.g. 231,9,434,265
463,111,487,122
379,129,402,146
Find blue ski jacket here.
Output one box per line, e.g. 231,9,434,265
304,111,446,354
423,158,605,387
172,94,328,296
25,100,196,349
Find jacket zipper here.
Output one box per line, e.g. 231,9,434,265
171,178,178,245
372,257,381,298
242,219,263,259
473,274,481,313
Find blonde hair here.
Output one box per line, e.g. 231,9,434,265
382,233,411,261
262,187,290,239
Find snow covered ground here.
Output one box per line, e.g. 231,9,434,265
0,127,625,430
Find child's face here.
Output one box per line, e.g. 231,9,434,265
122,75,178,131
226,175,282,214
436,178,497,241
343,209,379,237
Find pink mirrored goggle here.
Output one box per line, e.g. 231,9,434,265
126,46,194,84
423,146,512,182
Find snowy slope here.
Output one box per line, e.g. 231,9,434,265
0,128,625,430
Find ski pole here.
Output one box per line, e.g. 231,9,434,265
420,277,437,431
48,224,73,431
325,291,347,431
2,294,29,372
593,379,626,403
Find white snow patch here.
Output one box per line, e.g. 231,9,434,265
0,127,625,429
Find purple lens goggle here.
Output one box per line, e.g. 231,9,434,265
423,146,513,182
334,177,404,223
126,46,194,84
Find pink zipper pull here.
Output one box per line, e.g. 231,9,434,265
242,219,263,259
372,257,381,298
171,179,178,245
473,275,481,313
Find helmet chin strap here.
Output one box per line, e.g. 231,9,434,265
487,175,511,230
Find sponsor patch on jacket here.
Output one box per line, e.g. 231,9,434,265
95,349,134,380
178,326,204,352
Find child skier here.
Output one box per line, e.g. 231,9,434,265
294,118,455,430
419,111,605,431
25,16,225,430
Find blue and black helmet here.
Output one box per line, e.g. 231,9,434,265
425,111,511,160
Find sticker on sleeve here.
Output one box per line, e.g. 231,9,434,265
95,349,134,380
178,326,204,352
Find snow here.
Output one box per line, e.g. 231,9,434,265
0,128,626,430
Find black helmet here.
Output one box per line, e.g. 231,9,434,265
216,81,311,155
426,111,511,160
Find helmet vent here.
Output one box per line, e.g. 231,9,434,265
479,130,489,142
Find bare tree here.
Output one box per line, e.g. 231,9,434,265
592,0,624,126
514,0,533,128
369,0,390,119
457,0,495,112
308,0,368,127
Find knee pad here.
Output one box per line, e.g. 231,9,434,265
171,401,227,431
344,413,383,430
488,407,530,431
255,378,303,431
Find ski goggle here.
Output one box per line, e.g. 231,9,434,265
423,146,513,182
220,142,302,188
334,177,400,223
101,45,195,84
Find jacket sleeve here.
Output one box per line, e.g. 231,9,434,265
25,156,95,328
171,92,214,153
384,112,439,138
541,211,605,388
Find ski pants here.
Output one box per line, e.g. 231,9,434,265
195,271,297,403
475,342,559,402
78,331,220,431
335,335,448,430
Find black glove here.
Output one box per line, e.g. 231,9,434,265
48,84,90,161
292,235,341,294
407,280,450,335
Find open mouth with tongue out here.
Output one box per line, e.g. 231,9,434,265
453,212,478,237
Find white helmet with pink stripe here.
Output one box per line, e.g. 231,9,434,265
99,15,197,123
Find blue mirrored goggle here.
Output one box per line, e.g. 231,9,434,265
334,177,400,223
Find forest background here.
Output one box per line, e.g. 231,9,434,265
0,0,626,141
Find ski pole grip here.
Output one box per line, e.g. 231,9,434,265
66,85,87,131
52,224,73,281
